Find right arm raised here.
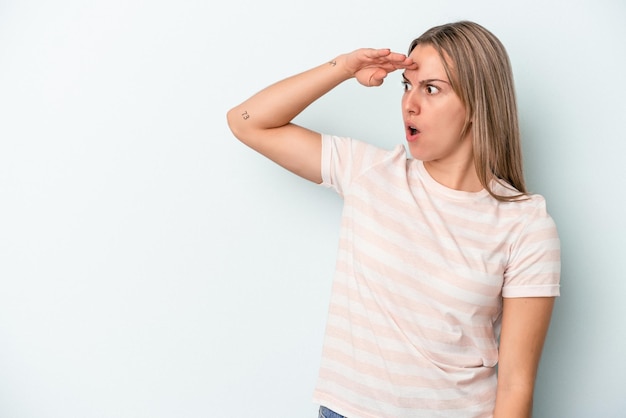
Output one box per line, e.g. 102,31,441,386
226,49,416,184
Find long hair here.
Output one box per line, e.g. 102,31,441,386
409,21,527,201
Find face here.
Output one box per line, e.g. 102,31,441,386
402,44,471,165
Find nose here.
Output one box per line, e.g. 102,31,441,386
403,89,420,116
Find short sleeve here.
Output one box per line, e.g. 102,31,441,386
320,134,397,197
502,197,561,298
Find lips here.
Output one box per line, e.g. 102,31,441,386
406,123,420,142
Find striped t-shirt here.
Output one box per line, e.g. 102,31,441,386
312,135,561,418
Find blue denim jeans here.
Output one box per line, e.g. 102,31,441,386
318,406,347,418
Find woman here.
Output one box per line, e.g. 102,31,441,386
227,20,560,418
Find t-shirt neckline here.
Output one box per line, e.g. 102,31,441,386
414,159,490,201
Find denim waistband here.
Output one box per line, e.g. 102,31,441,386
318,406,347,418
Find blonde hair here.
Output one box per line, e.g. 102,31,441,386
409,21,527,201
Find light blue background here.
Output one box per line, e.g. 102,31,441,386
1,0,624,416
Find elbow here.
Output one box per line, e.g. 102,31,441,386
227,106,262,149
226,107,244,141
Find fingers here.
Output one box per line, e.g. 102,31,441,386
369,48,392,57
368,68,388,87
350,48,416,87
365,48,408,62
368,49,416,70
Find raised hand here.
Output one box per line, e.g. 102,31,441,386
341,48,417,87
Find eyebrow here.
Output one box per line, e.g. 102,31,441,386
402,73,450,85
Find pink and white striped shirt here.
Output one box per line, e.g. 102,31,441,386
313,135,560,418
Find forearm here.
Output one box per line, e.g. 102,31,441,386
226,55,351,138
494,297,555,418
493,385,534,418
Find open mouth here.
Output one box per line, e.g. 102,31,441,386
405,123,421,143
406,124,420,139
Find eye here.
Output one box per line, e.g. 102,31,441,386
401,80,412,92
425,85,440,95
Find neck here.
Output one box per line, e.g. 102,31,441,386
423,157,483,192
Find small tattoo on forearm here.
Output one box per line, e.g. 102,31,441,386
329,60,336,66
242,111,250,120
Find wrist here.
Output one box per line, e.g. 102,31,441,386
327,54,355,81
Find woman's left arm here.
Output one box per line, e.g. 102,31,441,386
493,296,555,418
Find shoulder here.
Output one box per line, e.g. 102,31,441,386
321,134,407,193
481,187,559,247
505,192,560,258
322,134,407,171
505,193,558,236
323,134,404,156
491,181,554,217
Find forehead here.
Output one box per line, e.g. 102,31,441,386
406,44,450,80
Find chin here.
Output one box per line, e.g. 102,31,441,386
406,145,429,161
